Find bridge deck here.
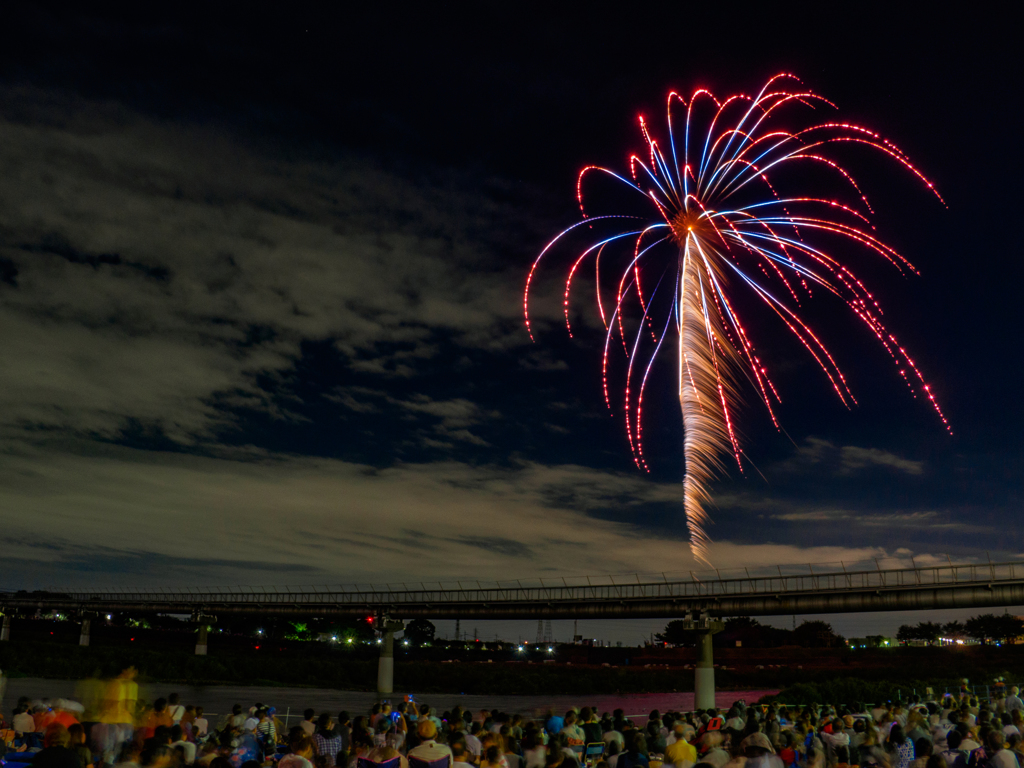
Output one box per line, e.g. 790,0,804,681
4,559,1024,619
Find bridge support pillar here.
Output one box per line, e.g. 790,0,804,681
375,617,405,698
694,619,724,711
193,612,216,656
79,618,91,647
1,613,10,641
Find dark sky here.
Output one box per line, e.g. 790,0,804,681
0,5,1019,640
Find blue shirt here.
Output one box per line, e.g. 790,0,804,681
547,716,565,735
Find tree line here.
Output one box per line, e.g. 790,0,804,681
896,614,1024,644
656,617,845,648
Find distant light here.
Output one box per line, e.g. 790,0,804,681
377,638,382,644
346,638,353,644
403,640,409,646
106,614,112,620
547,646,554,653
257,629,263,635
331,636,338,642
517,646,524,652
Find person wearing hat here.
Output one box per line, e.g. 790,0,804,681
664,724,697,768
408,719,453,768
741,733,783,768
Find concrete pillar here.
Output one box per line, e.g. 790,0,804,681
377,627,395,696
195,624,208,656
1,614,10,641
376,618,405,698
79,618,91,647
694,619,725,711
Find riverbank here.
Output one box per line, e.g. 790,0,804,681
3,639,1023,698
0,677,775,721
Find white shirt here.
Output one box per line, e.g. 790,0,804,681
13,712,36,733
169,705,186,723
991,751,1017,768
300,721,316,737
194,718,209,736
465,734,482,757
171,739,197,764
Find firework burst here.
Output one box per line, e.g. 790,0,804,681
524,74,949,565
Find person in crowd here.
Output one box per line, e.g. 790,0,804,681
741,732,783,768
170,724,197,765
523,731,547,768
665,723,698,768
911,739,933,768
982,730,1017,768
35,723,83,768
886,725,914,768
481,746,506,768
300,710,317,738
281,735,316,768
579,709,602,746
142,700,173,741
465,723,484,758
167,694,185,725
366,734,409,768
451,743,474,768
617,734,650,768
193,707,209,738
408,719,453,768
315,713,343,768
67,723,92,768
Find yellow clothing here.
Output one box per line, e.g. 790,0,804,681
665,738,697,766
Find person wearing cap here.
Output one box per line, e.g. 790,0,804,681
664,724,697,768
408,719,453,768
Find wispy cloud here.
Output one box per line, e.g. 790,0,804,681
776,437,925,476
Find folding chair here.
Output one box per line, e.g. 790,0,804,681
584,743,606,766
409,758,451,768
358,758,402,768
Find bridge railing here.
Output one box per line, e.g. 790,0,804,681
7,556,1022,607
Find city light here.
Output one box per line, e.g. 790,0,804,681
517,645,524,652
547,647,554,653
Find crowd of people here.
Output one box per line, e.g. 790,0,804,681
5,685,1024,768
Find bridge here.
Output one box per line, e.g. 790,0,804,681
4,556,1024,709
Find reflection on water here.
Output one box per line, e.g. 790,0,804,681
3,677,777,723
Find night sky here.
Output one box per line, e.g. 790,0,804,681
0,6,1020,641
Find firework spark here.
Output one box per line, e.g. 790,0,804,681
524,74,949,565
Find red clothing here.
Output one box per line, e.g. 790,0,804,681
53,712,79,728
